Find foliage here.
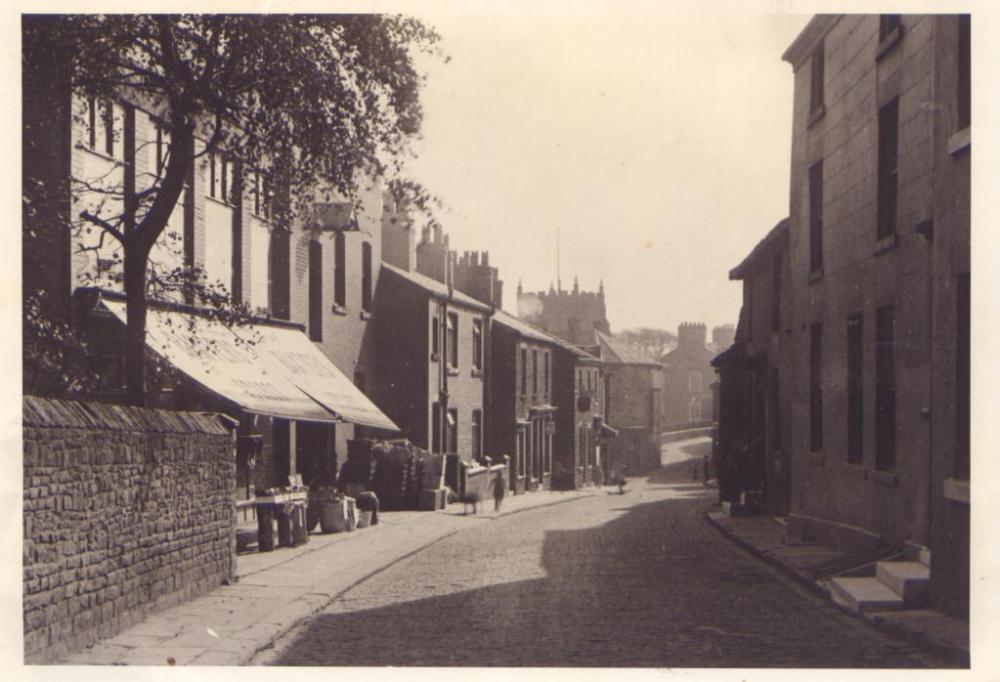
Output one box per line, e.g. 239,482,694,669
23,14,442,404
23,290,100,397
616,327,677,361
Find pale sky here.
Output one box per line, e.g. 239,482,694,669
404,10,811,334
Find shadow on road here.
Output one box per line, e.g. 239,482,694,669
263,469,936,669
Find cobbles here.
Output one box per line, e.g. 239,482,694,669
256,450,945,668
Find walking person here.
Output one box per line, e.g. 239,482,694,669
492,470,506,512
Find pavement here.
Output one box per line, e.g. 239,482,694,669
59,486,597,666
704,504,970,666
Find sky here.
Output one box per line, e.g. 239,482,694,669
402,9,811,334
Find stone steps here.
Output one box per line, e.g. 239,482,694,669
829,576,905,614
876,560,930,605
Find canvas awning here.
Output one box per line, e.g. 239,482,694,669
102,299,398,431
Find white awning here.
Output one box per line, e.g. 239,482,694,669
102,299,398,431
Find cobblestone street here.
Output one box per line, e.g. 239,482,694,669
254,438,945,668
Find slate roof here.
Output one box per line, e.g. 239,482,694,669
493,310,599,361
381,263,492,312
595,331,662,366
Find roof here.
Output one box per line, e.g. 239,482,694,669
595,331,662,366
381,263,491,312
493,310,599,361
100,298,399,431
729,218,789,281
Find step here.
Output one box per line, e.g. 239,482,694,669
828,576,905,614
877,560,930,605
903,541,932,568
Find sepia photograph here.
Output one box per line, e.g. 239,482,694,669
15,2,988,675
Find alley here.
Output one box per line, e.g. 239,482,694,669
254,438,942,668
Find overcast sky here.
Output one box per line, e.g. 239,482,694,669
403,10,811,334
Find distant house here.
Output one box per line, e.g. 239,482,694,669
659,323,728,428
593,332,663,475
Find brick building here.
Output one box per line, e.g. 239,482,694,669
594,332,663,475
372,219,490,465
776,14,969,616
712,219,792,516
22,38,398,496
516,278,611,346
551,343,609,490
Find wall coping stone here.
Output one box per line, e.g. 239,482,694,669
24,396,233,435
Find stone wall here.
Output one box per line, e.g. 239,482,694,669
23,396,237,663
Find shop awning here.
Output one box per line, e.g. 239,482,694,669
102,299,398,431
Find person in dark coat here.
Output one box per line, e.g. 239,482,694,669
492,471,507,512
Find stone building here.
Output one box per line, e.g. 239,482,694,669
22,36,398,497
516,278,611,346
551,343,609,490
778,14,969,617
659,323,721,428
594,332,663,475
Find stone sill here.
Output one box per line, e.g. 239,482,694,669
874,232,898,256
943,477,970,505
875,26,903,62
331,304,347,316
76,142,124,166
359,310,372,321
447,366,460,377
807,104,826,129
871,469,898,487
948,127,971,157
808,267,824,284
471,368,483,378
205,194,235,209
837,461,867,479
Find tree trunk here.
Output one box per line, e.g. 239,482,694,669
124,242,151,406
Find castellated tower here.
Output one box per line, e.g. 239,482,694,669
516,278,611,346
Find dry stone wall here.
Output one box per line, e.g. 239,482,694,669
23,396,237,663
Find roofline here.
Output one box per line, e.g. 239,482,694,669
729,218,790,280
781,15,840,69
381,265,492,313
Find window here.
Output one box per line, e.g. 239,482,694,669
771,251,782,332
875,306,896,471
810,40,825,114
432,402,442,454
361,241,372,312
308,240,323,341
958,15,970,130
431,314,440,358
268,228,290,320
520,347,527,395
809,160,824,273
769,368,781,451
517,426,526,476
847,315,863,464
447,409,458,454
253,172,272,220
879,14,902,42
471,409,482,461
688,371,702,392
956,273,970,479
472,318,483,370
877,98,900,240
208,152,233,204
334,231,346,307
543,351,550,395
86,98,120,158
809,322,823,452
447,313,459,368
532,349,538,395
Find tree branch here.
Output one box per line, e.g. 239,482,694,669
79,210,126,243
